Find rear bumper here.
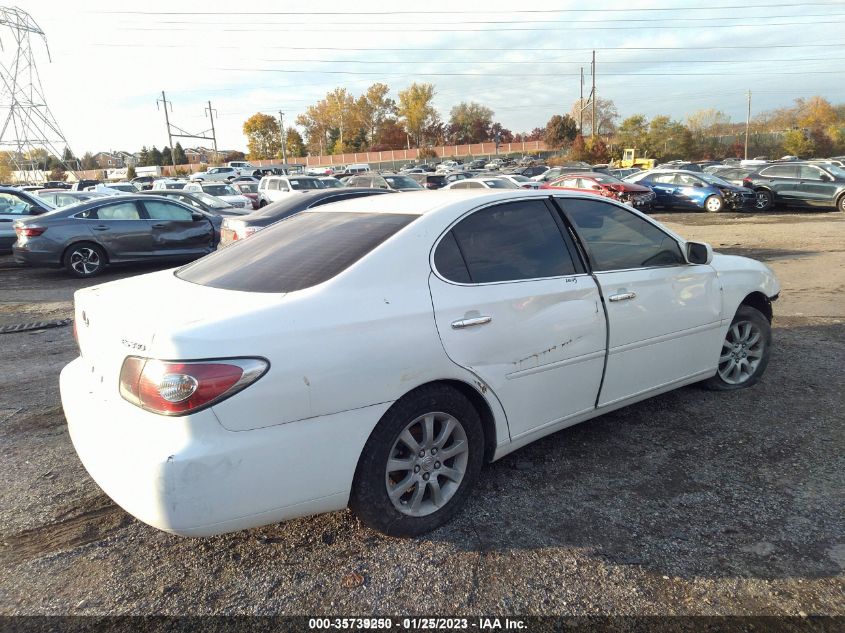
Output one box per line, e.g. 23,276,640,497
12,243,61,267
61,357,386,536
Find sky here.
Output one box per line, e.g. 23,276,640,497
10,0,845,155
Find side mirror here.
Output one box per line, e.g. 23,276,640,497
686,241,713,265
191,211,205,221
693,181,705,188
591,184,602,190
29,206,47,215
820,173,832,182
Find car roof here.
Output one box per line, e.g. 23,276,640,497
307,189,583,216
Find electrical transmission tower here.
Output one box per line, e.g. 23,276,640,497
0,7,74,182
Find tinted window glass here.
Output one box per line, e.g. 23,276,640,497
433,232,471,283
450,200,575,283
92,202,140,220
176,212,417,293
562,198,684,271
144,200,193,221
0,192,34,215
760,165,798,178
268,179,280,190
798,165,823,180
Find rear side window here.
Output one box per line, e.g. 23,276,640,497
441,200,576,283
82,201,141,220
760,165,798,178
176,212,418,293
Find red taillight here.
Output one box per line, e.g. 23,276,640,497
16,225,46,237
119,357,268,416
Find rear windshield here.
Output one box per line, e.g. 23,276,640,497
176,211,418,293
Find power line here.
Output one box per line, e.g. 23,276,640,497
92,2,845,15
113,20,845,32
114,12,845,26
222,67,844,77
251,56,845,66
73,42,845,52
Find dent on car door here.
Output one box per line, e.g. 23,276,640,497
558,197,723,406
141,200,213,256
428,198,607,440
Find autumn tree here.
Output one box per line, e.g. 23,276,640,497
243,113,281,159
615,115,650,156
569,97,619,136
371,119,408,150
647,116,693,160
544,114,578,149
782,129,814,156
285,127,306,157
357,83,396,146
448,101,494,144
397,82,437,147
296,100,333,156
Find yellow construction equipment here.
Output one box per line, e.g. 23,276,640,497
618,148,655,170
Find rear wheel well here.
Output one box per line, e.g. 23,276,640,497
393,380,498,463
740,291,772,322
61,241,109,265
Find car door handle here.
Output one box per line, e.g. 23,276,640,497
151,223,166,228
451,316,492,329
92,225,109,231
608,292,637,302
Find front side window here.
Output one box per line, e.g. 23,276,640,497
439,200,576,283
798,165,824,180
561,198,684,271
177,212,418,293
143,200,193,221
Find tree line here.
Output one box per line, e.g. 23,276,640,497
241,84,845,163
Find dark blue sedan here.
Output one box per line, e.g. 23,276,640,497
624,169,754,212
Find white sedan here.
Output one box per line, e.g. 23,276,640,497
182,182,252,209
443,177,518,190
62,190,779,537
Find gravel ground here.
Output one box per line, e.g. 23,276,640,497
0,210,843,616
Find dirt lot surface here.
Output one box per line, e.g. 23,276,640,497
1,210,843,616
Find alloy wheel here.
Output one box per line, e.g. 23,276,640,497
717,320,765,385
69,247,101,275
755,191,771,210
385,411,469,517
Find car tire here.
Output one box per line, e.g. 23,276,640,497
754,189,773,212
703,195,724,213
836,193,845,213
703,305,771,391
349,384,484,537
63,242,106,278
258,200,267,208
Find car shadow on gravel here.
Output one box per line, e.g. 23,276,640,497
422,321,845,581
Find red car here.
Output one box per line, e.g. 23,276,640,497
541,172,656,211
232,181,260,210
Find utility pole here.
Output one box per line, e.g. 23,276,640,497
157,91,175,173
278,110,288,164
579,66,584,134
591,50,596,139
744,90,752,161
205,101,218,164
